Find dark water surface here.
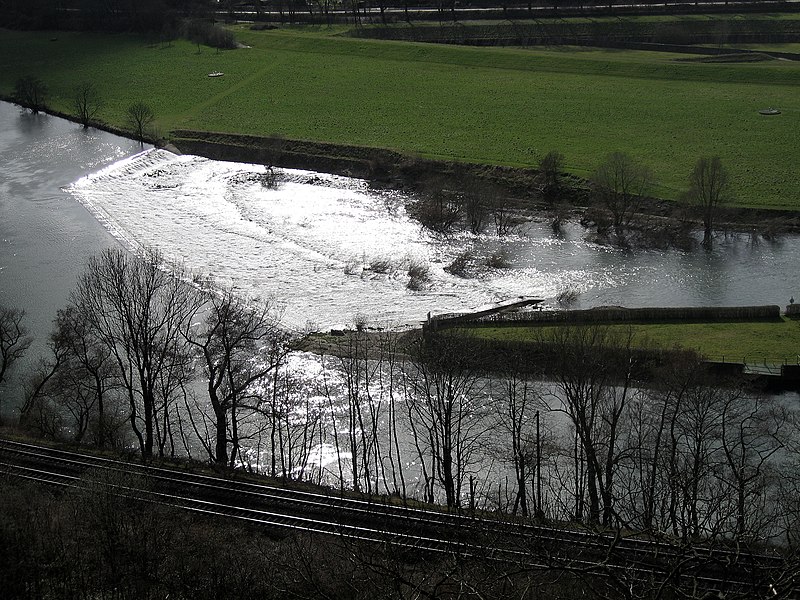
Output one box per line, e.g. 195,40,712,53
0,102,142,413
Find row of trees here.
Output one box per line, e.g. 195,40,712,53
1,0,214,34
13,76,155,142
406,148,730,250
14,74,730,249
316,324,799,547
407,150,564,237
4,302,800,598
3,248,798,550
588,151,732,248
1,249,288,468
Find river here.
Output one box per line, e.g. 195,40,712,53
0,102,143,414
1,101,798,415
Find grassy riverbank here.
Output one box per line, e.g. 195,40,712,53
0,25,798,208
468,317,800,363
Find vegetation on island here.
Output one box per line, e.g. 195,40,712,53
468,317,800,365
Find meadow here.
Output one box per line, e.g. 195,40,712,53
469,318,800,364
0,24,798,208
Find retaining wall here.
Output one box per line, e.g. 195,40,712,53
427,305,782,331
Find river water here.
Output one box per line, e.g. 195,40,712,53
1,100,799,413
0,103,143,413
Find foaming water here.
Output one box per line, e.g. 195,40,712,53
67,149,592,329
66,148,800,330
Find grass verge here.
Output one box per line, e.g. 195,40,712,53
468,317,800,364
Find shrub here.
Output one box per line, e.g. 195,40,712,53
14,75,47,113
368,156,394,182
368,257,394,274
485,249,511,269
556,286,580,308
353,314,368,331
537,150,564,202
407,192,462,234
260,166,279,189
183,19,237,50
580,207,613,236
344,259,361,275
407,260,431,291
444,251,475,278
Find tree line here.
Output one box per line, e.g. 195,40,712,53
587,150,731,249
2,247,799,550
13,75,158,143
3,275,800,598
408,148,732,251
0,0,213,34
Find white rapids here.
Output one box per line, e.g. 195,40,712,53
65,149,627,330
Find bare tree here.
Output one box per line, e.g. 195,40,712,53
374,329,409,498
71,248,204,458
13,76,48,113
323,321,410,496
18,306,127,444
463,194,486,235
542,324,638,526
73,81,102,129
492,369,545,517
537,149,564,202
126,101,154,143
259,135,285,189
718,391,784,541
404,332,490,508
617,353,701,534
666,382,727,540
489,195,515,236
17,365,62,439
409,191,462,234
50,306,120,446
330,323,381,493
590,151,653,242
186,288,290,467
0,305,32,422
0,305,31,388
17,328,73,437
255,365,322,480
683,156,732,249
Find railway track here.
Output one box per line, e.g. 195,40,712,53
1,438,796,597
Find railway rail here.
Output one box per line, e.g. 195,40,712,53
1,438,796,598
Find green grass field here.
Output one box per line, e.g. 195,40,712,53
470,318,800,364
0,26,798,208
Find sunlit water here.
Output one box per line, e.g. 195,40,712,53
66,148,800,332
0,103,143,412
2,100,800,415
